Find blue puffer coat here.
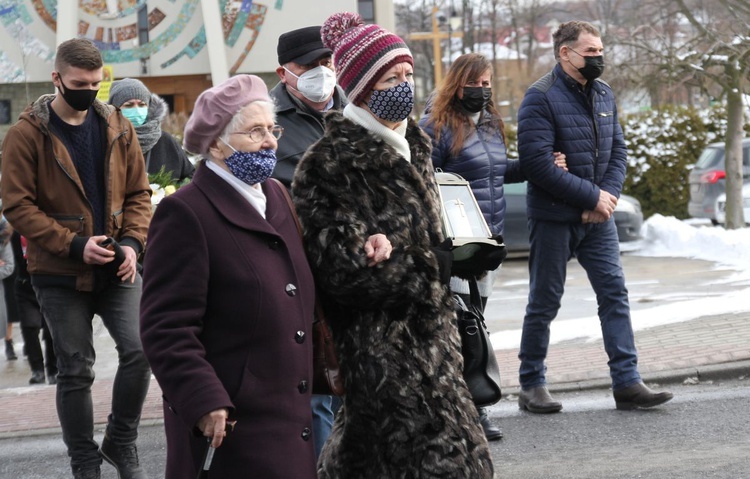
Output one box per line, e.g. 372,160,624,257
420,111,523,236
517,63,627,222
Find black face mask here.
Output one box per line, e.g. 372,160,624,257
578,55,605,81
58,76,99,112
459,87,492,113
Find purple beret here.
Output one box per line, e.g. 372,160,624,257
183,75,272,155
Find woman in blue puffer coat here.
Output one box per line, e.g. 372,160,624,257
420,53,565,441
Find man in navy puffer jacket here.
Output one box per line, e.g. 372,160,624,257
516,20,673,413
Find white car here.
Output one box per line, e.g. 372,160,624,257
715,183,750,225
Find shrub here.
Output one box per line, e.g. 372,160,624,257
621,104,750,220
505,103,748,220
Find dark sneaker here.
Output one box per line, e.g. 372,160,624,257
48,373,58,385
73,466,101,479
29,370,46,385
99,434,148,479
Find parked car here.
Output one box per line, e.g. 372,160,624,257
502,182,644,256
688,138,750,224
715,183,750,225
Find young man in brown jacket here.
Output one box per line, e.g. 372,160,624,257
0,38,152,479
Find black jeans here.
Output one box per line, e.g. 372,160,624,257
17,279,56,374
35,276,151,471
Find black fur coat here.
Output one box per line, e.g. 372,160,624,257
292,111,494,478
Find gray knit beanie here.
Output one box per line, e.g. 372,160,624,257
109,78,151,107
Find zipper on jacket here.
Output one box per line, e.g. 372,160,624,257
52,154,100,232
50,123,128,235
586,88,601,180
103,127,128,231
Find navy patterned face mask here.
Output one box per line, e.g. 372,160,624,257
224,147,277,185
367,81,414,123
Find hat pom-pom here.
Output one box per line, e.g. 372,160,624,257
321,12,364,49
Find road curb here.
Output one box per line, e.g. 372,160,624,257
500,359,750,396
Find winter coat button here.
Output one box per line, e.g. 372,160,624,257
301,427,312,441
295,331,305,343
298,380,308,393
285,284,297,296
268,240,280,250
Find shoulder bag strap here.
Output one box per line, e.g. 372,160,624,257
268,178,328,323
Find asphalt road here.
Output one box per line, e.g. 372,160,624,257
487,378,750,478
1,379,747,478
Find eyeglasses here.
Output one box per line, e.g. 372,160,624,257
232,125,284,143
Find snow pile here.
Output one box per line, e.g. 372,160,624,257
491,216,750,349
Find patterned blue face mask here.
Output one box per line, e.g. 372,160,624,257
367,81,414,123
223,145,277,185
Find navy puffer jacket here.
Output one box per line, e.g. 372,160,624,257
517,63,627,222
420,111,523,236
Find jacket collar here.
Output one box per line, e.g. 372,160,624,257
271,82,347,115
191,161,282,237
555,63,608,96
25,94,116,127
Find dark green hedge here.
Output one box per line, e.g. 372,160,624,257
622,104,749,220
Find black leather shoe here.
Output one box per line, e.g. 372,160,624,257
29,370,46,385
477,407,503,441
5,339,17,360
518,385,563,414
614,382,673,410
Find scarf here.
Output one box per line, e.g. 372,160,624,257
343,103,411,163
134,94,169,154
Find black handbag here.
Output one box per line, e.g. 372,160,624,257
454,277,502,407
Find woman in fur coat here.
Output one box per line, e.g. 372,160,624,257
292,13,494,478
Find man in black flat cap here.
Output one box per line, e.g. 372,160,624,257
270,25,347,189
269,25,346,459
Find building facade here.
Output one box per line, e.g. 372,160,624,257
0,0,394,142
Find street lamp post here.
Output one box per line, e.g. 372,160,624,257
445,6,462,67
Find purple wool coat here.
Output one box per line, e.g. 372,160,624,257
140,162,317,479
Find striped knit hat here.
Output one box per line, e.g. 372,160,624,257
321,12,413,105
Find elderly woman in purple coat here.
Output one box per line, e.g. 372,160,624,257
140,75,391,478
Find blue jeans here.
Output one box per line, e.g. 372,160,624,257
311,394,342,459
35,276,151,471
518,218,641,391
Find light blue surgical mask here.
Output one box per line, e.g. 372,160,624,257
121,106,148,127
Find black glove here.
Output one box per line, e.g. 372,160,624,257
430,238,454,285
450,236,507,279
100,237,126,281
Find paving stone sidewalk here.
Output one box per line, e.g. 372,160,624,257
1,312,749,437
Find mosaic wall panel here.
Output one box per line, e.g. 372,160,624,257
0,0,355,83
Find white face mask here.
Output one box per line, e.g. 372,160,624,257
284,65,337,103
